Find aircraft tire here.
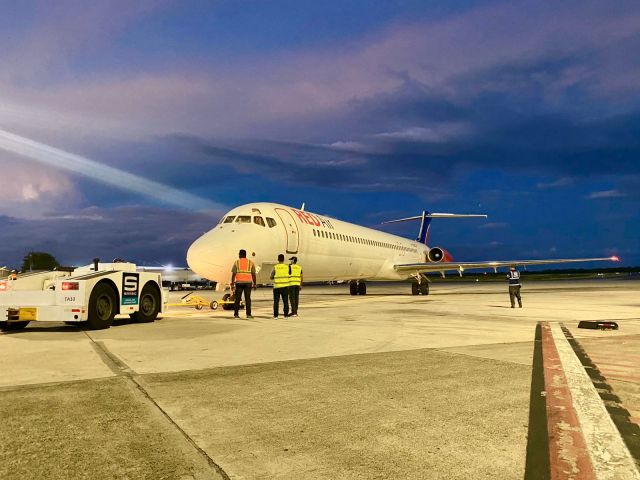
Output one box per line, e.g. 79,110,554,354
349,281,358,296
411,283,419,295
357,282,367,295
86,283,117,330
0,321,30,331
420,283,429,295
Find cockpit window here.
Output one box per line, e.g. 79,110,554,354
254,216,265,227
236,216,251,223
223,216,236,223
266,217,277,228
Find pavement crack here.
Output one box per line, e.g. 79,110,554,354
84,332,231,480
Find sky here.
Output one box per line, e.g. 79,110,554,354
1,0,639,268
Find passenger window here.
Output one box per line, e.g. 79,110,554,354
254,216,265,227
223,216,236,223
266,217,277,228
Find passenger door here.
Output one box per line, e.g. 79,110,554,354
274,208,299,253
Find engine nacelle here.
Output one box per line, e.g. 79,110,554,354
427,247,453,263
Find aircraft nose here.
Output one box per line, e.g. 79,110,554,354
186,234,228,284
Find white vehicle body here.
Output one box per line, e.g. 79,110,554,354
186,202,617,293
0,262,164,330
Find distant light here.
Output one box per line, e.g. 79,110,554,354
0,129,222,211
611,256,620,262
164,264,175,272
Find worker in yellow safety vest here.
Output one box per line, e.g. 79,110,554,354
288,256,303,317
270,253,290,319
231,249,256,319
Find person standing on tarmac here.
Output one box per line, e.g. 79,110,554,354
270,254,290,319
507,265,522,308
231,249,256,319
288,256,303,317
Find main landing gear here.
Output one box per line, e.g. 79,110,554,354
411,275,429,295
349,280,367,295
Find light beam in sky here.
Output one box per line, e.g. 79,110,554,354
0,129,221,211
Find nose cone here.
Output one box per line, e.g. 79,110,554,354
186,232,230,285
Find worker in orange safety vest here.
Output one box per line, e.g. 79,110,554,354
231,249,256,318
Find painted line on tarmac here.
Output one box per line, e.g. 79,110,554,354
540,322,596,479
546,322,640,479
83,331,231,480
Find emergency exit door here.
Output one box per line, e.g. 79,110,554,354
275,208,299,253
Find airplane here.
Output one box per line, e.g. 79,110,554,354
186,202,618,295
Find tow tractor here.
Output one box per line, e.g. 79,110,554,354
0,259,164,331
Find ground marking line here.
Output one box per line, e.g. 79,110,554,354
541,322,596,480
550,323,640,479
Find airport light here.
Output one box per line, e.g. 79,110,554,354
0,129,222,212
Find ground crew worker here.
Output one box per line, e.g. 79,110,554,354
507,266,522,308
231,249,256,319
10,270,17,280
270,254,290,318
288,257,303,317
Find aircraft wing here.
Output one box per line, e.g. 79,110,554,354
393,256,619,275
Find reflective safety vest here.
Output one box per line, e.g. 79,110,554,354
507,270,521,286
289,264,302,287
273,263,290,288
234,258,254,283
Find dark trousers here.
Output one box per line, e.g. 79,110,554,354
509,285,522,307
273,287,289,317
234,283,252,316
289,286,300,314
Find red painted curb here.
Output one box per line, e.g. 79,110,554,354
540,322,596,480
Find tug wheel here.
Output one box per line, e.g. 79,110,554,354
86,283,117,330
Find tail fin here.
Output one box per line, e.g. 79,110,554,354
383,211,487,245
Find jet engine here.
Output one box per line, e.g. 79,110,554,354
427,247,453,263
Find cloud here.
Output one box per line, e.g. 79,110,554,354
373,123,471,142
479,222,508,230
2,0,640,145
536,177,574,189
0,205,222,268
0,155,80,218
587,189,626,199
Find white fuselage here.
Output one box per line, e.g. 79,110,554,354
187,202,428,287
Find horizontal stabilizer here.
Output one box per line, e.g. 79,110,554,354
383,210,487,244
382,213,487,224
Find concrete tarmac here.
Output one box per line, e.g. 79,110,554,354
1,280,638,479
